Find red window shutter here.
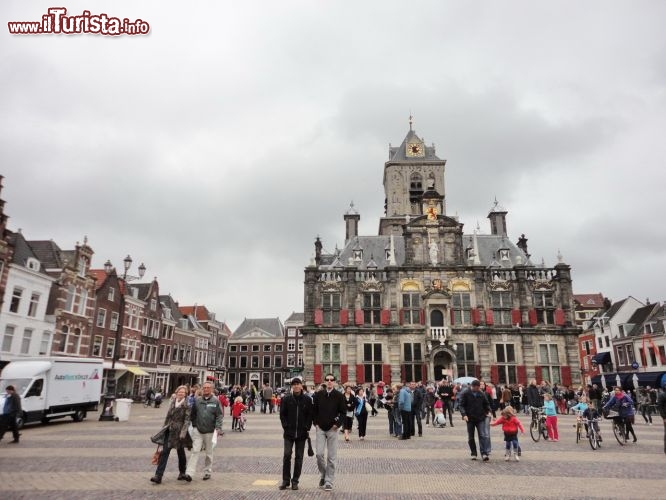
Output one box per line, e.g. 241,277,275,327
314,309,323,326
554,308,565,326
528,309,538,326
485,309,494,326
450,308,456,325
382,364,391,384
400,364,406,382
490,364,499,384
534,365,542,384
511,309,522,326
339,309,348,326
380,309,390,326
399,308,404,325
355,309,364,326
356,364,365,385
561,365,572,387
313,364,323,384
517,365,527,385
471,308,481,326
421,363,428,382
419,309,426,325
340,364,348,384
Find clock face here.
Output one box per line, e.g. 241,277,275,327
408,143,423,157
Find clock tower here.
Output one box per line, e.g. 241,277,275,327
379,118,447,236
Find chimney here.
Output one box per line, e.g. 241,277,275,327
344,202,360,244
487,198,508,237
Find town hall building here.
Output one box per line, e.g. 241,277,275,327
302,121,581,387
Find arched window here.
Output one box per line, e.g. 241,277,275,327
59,325,69,352
430,309,444,327
410,173,423,190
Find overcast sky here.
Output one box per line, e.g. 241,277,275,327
2,1,665,330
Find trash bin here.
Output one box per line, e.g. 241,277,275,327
115,398,133,422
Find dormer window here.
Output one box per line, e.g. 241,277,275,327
385,249,391,261
180,318,189,329
26,257,40,271
78,257,87,277
500,249,510,261
353,249,363,262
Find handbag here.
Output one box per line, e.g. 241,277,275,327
150,425,169,445
365,401,372,413
151,445,162,465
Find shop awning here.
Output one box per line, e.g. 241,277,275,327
126,366,149,376
633,371,665,388
592,352,611,364
103,361,127,371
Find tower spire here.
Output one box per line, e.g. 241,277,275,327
409,112,413,131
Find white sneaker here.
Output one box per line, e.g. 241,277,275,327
514,452,520,462
505,452,510,461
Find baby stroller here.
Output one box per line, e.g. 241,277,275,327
433,412,447,428
153,392,163,409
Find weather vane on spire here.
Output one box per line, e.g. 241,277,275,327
409,112,413,131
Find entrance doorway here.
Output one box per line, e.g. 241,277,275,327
433,350,455,381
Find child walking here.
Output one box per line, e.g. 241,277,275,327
231,396,247,431
543,393,559,441
491,406,525,461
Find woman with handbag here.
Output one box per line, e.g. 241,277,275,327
355,387,370,441
151,385,192,484
342,385,355,442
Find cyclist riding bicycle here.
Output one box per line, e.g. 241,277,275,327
602,386,637,443
571,395,602,441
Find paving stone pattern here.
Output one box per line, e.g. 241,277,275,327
0,404,664,499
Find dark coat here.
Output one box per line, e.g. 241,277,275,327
313,389,346,431
163,398,192,449
459,389,491,422
280,391,313,440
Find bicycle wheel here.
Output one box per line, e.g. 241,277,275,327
576,422,581,444
588,428,599,450
530,420,541,442
613,420,626,446
541,421,549,440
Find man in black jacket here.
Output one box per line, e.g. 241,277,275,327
459,379,491,461
279,377,313,490
0,385,21,443
313,373,346,492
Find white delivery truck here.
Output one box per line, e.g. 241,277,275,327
0,357,104,427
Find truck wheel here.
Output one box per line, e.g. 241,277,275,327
72,410,86,422
16,412,26,430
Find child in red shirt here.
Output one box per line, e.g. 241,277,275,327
491,405,525,461
231,396,247,431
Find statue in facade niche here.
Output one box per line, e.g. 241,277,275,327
428,239,439,266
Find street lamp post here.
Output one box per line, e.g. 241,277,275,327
99,255,146,421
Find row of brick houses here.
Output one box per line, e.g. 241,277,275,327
0,178,231,397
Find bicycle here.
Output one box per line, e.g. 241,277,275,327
605,409,627,446
574,410,584,444
237,410,247,432
586,417,603,450
529,406,548,442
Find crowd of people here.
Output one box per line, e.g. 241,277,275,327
62,374,666,489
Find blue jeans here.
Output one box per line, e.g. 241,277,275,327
466,419,491,457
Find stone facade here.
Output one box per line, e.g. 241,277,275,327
303,123,581,387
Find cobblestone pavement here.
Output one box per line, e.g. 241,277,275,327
0,404,664,499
